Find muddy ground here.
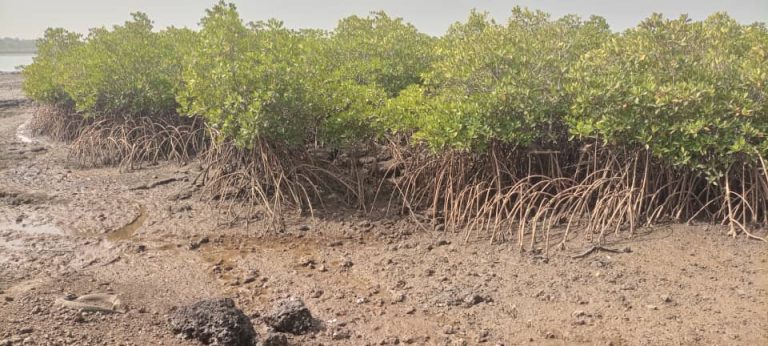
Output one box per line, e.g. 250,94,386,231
0,72,767,345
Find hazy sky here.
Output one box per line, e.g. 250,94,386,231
1,0,766,39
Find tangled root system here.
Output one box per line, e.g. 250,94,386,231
29,106,767,245
29,106,207,171
29,105,90,142
391,143,768,252
197,136,368,230
69,114,207,171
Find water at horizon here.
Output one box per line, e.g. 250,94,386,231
0,53,35,72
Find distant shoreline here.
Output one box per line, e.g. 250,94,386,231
0,51,36,55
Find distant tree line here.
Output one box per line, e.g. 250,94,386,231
0,38,37,54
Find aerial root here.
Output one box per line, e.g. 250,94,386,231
29,105,89,142
389,143,767,251
196,136,371,231
69,114,208,171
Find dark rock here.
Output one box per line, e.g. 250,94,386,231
263,299,314,335
168,298,256,346
261,333,288,346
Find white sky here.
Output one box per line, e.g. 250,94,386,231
1,0,766,39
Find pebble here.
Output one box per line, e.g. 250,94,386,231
332,329,351,340
340,259,353,269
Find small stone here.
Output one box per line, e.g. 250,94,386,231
18,327,33,334
262,333,289,346
463,294,489,307
332,329,351,340
190,238,207,250
329,240,343,247
299,257,316,267
340,259,353,269
476,330,491,343
297,225,310,232
442,325,455,335
263,299,314,335
380,336,400,345
661,295,672,303
646,305,658,310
